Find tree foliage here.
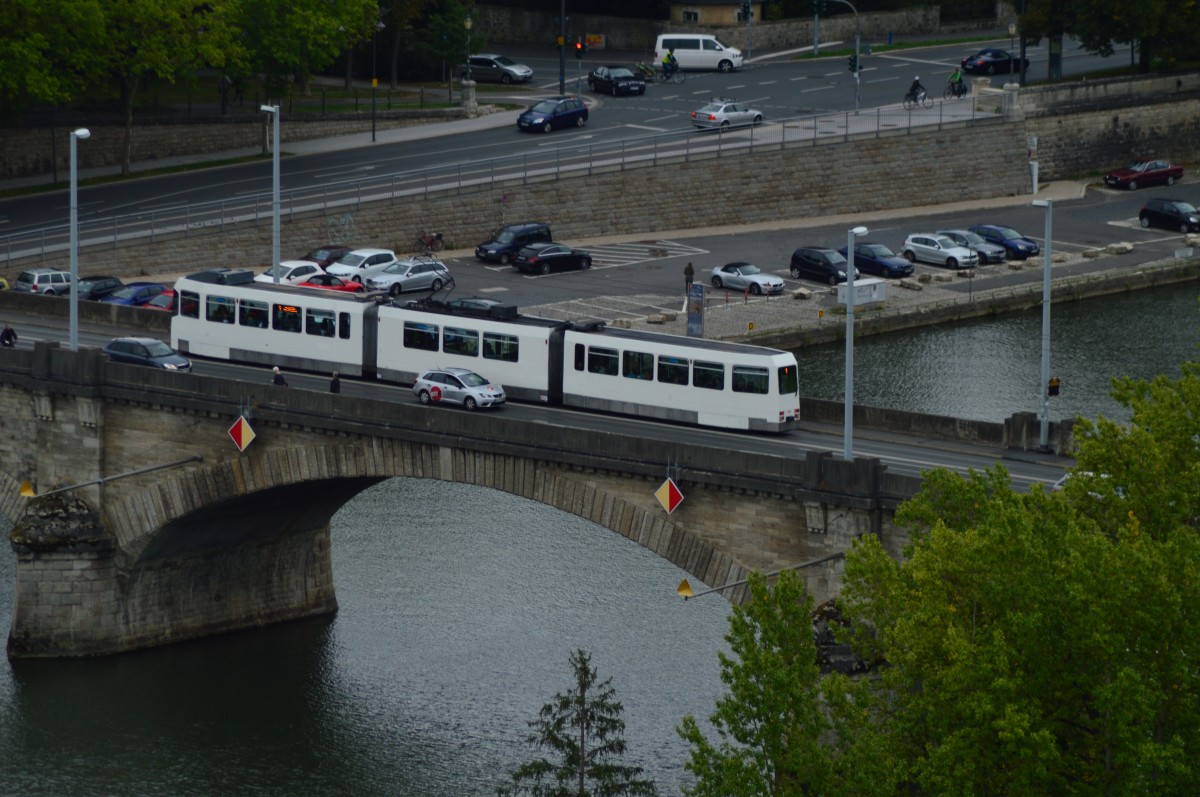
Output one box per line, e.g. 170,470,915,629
0,0,105,111
498,649,658,797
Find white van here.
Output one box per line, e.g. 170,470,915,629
654,34,743,72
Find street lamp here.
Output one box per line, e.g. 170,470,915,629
829,0,862,113
68,127,91,352
371,19,384,143
260,104,281,284
843,224,868,461
464,16,473,81
1032,199,1053,451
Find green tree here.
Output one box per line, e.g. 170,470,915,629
677,570,894,797
0,0,104,112
498,648,658,797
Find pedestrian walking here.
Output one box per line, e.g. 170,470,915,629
272,366,288,387
0,323,16,348
684,262,695,292
329,370,341,394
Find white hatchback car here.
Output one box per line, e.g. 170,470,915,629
901,234,979,269
253,260,323,285
326,248,399,283
412,368,506,410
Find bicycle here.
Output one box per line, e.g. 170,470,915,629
943,81,968,100
413,230,444,254
903,90,933,110
657,66,685,85
634,62,657,81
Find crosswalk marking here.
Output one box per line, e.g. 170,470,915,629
584,239,708,268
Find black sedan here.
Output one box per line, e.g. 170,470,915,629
511,242,592,274
102,337,192,371
961,48,1029,75
77,275,124,301
838,243,914,278
587,65,646,96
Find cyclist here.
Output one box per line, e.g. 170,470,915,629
948,66,965,96
661,48,678,79
908,76,925,102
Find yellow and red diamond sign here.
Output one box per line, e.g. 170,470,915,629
228,416,256,452
655,477,684,514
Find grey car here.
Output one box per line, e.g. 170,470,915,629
460,54,532,84
412,367,506,410
936,229,1006,264
901,234,979,269
366,256,451,296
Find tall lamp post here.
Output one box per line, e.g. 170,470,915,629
68,127,91,352
1033,199,1053,451
464,16,473,80
371,19,384,143
843,225,868,461
260,105,281,284
829,0,862,112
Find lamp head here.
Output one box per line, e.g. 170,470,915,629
1032,199,1051,208
260,104,276,114
72,128,91,140
850,225,868,237
464,16,472,30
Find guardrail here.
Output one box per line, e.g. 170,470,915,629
2,98,996,265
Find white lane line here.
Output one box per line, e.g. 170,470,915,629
802,85,835,93
624,123,669,132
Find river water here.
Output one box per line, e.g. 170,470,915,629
1,284,1197,796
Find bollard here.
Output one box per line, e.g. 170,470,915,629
888,31,893,45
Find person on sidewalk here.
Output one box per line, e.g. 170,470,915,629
684,262,694,292
272,366,288,387
0,323,16,348
329,371,341,394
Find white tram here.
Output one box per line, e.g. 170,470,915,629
169,270,800,432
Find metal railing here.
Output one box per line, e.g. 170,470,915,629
2,98,997,264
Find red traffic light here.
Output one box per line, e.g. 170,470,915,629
574,40,584,58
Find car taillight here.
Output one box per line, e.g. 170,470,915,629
708,114,717,121
691,112,697,119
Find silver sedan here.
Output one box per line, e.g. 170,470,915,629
710,262,784,295
691,100,763,130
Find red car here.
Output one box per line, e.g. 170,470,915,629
143,288,176,312
297,273,366,293
1103,159,1184,190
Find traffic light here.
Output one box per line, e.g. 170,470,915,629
1048,376,1061,397
812,0,827,14
741,0,751,18
847,54,858,73
574,39,584,59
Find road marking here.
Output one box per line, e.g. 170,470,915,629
726,84,746,89
758,80,777,85
802,85,835,93
625,123,670,132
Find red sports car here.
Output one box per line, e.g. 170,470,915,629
297,273,366,293
1103,159,1184,190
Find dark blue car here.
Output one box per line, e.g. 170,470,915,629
968,225,1040,260
839,242,914,278
100,281,166,306
517,95,588,133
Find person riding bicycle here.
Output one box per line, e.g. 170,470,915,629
908,76,926,101
948,67,965,96
662,48,678,78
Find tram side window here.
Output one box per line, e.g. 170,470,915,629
657,355,689,386
306,308,336,338
483,332,519,362
338,312,351,339
272,303,302,333
622,350,653,380
180,291,200,319
239,298,269,328
693,360,725,390
444,327,479,357
732,365,769,394
403,321,439,351
778,364,798,395
573,343,585,371
587,346,619,376
206,296,235,324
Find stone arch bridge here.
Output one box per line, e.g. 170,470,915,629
1,343,918,658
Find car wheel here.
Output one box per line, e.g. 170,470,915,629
418,390,432,405
464,397,478,411
575,115,586,128
1128,180,1138,190
388,284,402,297
540,263,550,275
986,64,996,75
501,74,513,85
543,122,552,133
431,279,443,291
790,266,801,279
580,257,591,270
718,60,733,73
753,114,762,125
1183,222,1192,234
903,250,916,263
352,275,362,283
720,120,730,128
1140,216,1151,228
499,253,512,265
827,273,838,287
750,283,762,295
711,276,723,288
946,257,958,269
612,85,618,96
1167,175,1176,186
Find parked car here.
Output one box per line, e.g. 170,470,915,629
512,242,593,274
77,275,125,301
789,248,858,285
297,273,366,293
143,289,177,312
412,367,506,410
460,54,532,84
710,262,784,294
960,48,1028,75
935,229,1007,264
326,248,399,282
968,224,1040,260
517,95,588,133
1104,160,1184,190
587,65,646,96
901,234,979,269
100,282,167,306
475,222,552,265
102,337,191,371
691,98,763,129
837,243,914,278
1138,198,1200,233
300,245,353,268
13,269,72,295
254,260,323,285
365,256,451,296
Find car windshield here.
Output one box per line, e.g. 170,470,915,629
263,265,289,276
698,104,722,113
737,264,762,275
1173,202,1198,213
610,68,634,78
826,252,847,265
494,56,516,66
338,254,366,267
490,229,515,244
308,249,333,259
147,295,172,308
865,245,895,257
383,263,408,274
1126,162,1150,172
996,228,1021,240
460,372,489,387
962,232,986,245
933,237,957,249
144,341,174,357
530,100,558,113
111,286,141,299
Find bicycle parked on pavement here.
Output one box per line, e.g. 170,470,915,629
413,230,444,254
